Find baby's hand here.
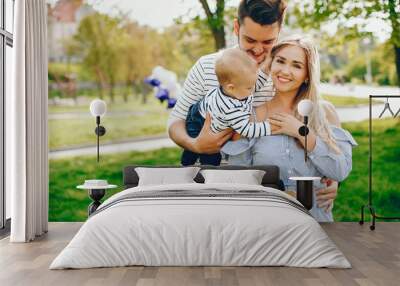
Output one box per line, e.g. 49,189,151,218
231,132,242,141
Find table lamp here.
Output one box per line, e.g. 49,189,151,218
90,99,107,162
289,99,320,210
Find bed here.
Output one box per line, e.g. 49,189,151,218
50,165,350,269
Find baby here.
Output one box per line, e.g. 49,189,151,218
181,48,271,166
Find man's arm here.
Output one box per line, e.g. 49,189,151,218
168,114,233,154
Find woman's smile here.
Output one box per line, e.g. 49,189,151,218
277,75,292,83
270,45,308,93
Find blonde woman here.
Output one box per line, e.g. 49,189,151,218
224,35,357,222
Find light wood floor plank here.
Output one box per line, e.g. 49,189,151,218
0,222,399,286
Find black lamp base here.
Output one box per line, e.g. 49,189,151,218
296,180,313,210
88,189,106,216
289,176,321,210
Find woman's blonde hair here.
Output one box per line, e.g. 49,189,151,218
269,34,341,153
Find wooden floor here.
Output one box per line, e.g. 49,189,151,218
0,222,399,286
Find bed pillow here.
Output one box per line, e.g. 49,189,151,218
135,167,200,186
200,169,266,185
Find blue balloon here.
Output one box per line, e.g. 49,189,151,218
167,98,177,109
144,73,177,108
144,77,161,87
155,88,169,102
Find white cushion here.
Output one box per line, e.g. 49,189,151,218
200,169,266,185
135,167,200,186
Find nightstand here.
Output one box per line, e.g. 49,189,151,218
77,181,117,216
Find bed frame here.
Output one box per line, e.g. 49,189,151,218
123,165,285,191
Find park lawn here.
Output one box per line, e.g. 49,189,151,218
49,111,169,149
49,94,162,114
49,94,379,150
49,96,170,149
335,118,400,221
49,118,400,222
321,94,381,107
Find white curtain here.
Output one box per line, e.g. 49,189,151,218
8,0,48,242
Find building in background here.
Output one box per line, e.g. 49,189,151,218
47,0,94,62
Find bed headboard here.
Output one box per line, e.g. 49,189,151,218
123,165,285,191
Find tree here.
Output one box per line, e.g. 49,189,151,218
292,0,400,86
73,13,124,101
198,0,226,50
119,22,154,103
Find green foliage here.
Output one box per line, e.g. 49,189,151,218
48,62,91,83
73,12,125,101
197,0,227,49
175,17,215,66
176,1,238,51
342,40,398,85
118,22,155,87
291,0,400,85
53,9,216,102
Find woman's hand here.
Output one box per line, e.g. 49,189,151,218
269,112,303,138
269,112,317,151
316,178,338,212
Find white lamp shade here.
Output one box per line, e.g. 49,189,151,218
297,99,313,116
90,99,107,117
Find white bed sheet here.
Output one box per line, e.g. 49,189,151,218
50,183,350,269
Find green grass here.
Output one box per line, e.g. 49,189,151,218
322,94,381,107
334,118,400,221
49,148,182,221
49,96,170,149
49,118,400,222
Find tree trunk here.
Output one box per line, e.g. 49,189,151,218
95,81,103,99
123,80,130,103
199,0,226,51
388,0,399,86
94,67,105,99
109,82,115,103
132,82,137,100
394,44,400,87
213,27,226,50
142,92,147,104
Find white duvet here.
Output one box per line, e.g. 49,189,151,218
50,183,351,269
